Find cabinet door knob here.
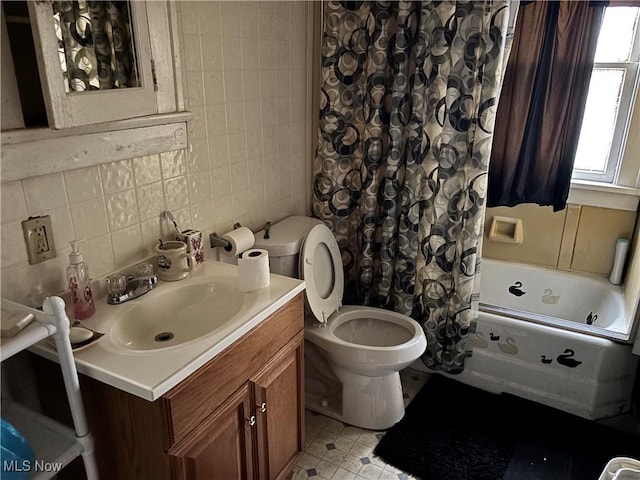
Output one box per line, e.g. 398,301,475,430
259,402,267,413
247,415,256,426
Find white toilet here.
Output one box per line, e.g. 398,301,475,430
254,216,427,430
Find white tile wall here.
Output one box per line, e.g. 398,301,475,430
100,160,134,193
23,173,67,212
70,198,109,239
0,1,310,304
64,166,103,203
0,181,27,224
132,154,162,186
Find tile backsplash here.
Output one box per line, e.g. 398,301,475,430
0,2,310,304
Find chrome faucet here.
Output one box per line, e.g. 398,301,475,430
107,273,158,305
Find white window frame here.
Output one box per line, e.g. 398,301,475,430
572,7,640,185
27,0,158,129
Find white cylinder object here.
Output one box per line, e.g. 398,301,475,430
609,239,629,285
238,249,270,292
221,227,255,257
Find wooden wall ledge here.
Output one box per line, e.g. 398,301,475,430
1,112,192,183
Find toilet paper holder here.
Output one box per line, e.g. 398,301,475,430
209,232,232,251
209,222,244,251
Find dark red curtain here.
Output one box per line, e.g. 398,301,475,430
488,1,606,212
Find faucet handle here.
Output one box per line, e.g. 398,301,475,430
106,274,127,296
134,262,154,277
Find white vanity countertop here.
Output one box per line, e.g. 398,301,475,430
29,260,305,402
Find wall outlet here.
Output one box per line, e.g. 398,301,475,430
22,215,57,264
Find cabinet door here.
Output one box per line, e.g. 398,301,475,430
27,0,157,128
169,384,255,480
252,333,304,480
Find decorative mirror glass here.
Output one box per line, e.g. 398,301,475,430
52,0,140,93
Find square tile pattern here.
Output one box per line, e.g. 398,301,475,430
291,369,430,480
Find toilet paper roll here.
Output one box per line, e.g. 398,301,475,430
238,249,270,292
221,227,255,257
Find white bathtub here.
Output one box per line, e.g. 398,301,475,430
422,259,639,420
480,258,633,341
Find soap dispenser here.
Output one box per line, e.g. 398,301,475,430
67,241,96,320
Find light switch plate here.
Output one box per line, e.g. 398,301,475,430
22,215,57,264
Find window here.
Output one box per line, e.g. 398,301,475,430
573,7,640,184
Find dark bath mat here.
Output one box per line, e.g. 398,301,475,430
373,375,640,480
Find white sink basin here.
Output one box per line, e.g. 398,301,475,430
110,282,246,351
30,260,305,401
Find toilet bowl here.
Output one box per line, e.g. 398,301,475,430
254,216,427,430
305,306,427,429
305,307,426,376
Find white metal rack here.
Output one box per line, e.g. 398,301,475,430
1,296,98,480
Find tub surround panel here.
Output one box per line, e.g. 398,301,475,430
557,205,580,270
482,205,565,268
484,204,637,276
572,207,636,276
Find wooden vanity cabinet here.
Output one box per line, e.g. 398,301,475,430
33,294,305,480
169,331,304,480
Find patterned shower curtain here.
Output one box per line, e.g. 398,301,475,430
312,1,514,373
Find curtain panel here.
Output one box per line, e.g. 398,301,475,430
487,1,605,211
312,1,513,372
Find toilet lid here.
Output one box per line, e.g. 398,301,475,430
299,224,344,324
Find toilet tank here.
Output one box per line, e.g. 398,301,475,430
254,216,323,278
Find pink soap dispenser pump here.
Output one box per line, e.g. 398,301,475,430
67,241,96,320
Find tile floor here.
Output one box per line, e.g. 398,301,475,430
291,368,431,480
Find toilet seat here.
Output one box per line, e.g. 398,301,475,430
299,224,344,324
